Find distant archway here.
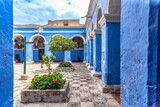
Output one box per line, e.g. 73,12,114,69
95,4,102,30
71,35,84,62
30,34,46,42
30,34,46,61
13,34,24,49
72,36,84,49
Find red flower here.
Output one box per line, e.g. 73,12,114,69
53,80,57,84
32,78,34,81
43,74,47,77
49,72,51,74
60,60,62,62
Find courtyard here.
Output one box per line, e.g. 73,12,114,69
14,62,120,107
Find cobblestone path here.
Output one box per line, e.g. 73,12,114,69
14,63,121,107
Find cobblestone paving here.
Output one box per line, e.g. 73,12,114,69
14,63,121,107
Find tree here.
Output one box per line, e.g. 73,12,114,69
48,35,78,61
41,54,56,72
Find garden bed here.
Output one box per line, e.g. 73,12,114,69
21,81,69,103
55,66,75,72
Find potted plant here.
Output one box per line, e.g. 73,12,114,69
15,54,20,63
21,71,69,103
41,54,56,73
48,35,77,72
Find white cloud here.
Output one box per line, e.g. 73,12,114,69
13,0,90,24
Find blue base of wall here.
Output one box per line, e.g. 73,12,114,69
14,50,24,62
71,50,84,61
33,50,39,61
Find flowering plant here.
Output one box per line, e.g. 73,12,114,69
30,71,66,90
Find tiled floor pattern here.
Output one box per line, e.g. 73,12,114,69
14,63,121,107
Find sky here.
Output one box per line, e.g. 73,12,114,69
13,0,90,25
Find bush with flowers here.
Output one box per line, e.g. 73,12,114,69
30,71,66,90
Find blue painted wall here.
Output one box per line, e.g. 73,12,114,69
89,39,93,66
13,28,86,62
65,51,71,62
84,44,87,61
121,0,160,106
71,50,84,61
87,42,90,64
101,23,120,85
93,34,101,72
33,50,39,61
14,50,24,61
0,0,13,106
53,51,63,61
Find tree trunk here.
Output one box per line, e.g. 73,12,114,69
62,51,64,62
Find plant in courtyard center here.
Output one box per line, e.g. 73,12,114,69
30,71,66,90
41,54,56,73
59,62,72,67
48,35,78,61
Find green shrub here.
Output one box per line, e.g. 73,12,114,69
30,71,66,90
59,62,72,67
41,54,56,72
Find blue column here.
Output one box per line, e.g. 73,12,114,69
87,41,90,64
26,44,33,61
93,34,102,73
83,44,87,62
33,49,39,61
64,51,71,62
101,22,120,85
121,0,160,106
45,44,51,56
89,38,93,68
0,0,13,106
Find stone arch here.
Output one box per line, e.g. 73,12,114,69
13,34,24,44
91,21,94,32
71,35,85,43
13,34,24,49
52,34,63,37
105,0,121,14
95,4,102,30
87,30,90,41
30,34,46,42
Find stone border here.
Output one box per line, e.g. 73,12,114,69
21,81,69,103
87,65,93,70
97,80,120,94
55,66,75,72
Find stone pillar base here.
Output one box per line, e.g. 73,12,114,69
86,63,89,66
91,70,101,77
87,66,93,70
19,74,29,80
97,80,120,94
83,61,87,64
26,61,35,64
